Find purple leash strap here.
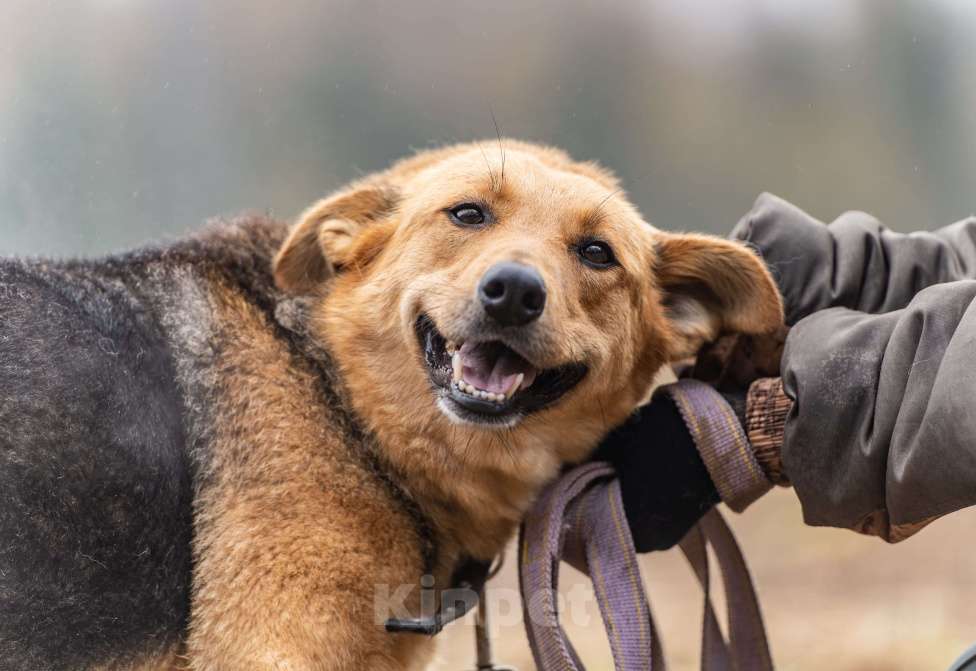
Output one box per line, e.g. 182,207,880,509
519,463,662,671
519,463,773,671
678,510,774,671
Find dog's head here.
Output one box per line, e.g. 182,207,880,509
274,141,781,468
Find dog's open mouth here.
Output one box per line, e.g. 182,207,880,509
415,316,587,426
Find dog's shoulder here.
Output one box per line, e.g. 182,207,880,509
149,213,289,284
0,215,291,415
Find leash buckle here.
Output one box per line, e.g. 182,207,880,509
383,555,516,670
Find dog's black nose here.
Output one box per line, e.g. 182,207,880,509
478,262,547,327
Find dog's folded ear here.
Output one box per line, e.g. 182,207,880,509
654,232,784,359
273,183,399,293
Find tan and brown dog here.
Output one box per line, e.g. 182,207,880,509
260,140,781,668
0,140,781,670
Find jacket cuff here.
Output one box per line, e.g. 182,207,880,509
664,379,772,512
745,378,792,486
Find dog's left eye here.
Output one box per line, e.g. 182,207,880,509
448,204,486,227
578,241,616,268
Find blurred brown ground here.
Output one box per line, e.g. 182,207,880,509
432,489,976,671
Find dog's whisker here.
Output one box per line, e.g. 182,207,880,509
477,142,498,193
490,107,505,188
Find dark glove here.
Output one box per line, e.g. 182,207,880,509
594,394,719,552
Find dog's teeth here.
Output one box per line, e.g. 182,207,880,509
455,373,523,403
457,383,506,403
451,352,462,383
446,340,457,354
505,373,525,400
519,373,533,391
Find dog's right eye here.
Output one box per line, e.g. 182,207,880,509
448,204,486,227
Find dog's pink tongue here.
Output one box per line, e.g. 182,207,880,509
459,342,537,394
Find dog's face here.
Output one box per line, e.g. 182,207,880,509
274,141,781,468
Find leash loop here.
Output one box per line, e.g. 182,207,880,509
519,462,774,671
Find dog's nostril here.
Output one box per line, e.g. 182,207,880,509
482,279,505,300
522,288,544,312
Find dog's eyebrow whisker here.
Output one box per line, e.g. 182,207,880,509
594,188,622,217
588,164,658,226
477,142,498,193
581,187,624,235
490,107,505,187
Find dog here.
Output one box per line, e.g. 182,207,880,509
0,140,782,670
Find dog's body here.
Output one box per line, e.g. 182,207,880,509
0,141,781,670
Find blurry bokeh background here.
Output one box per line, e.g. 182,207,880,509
3,1,975,669
3,0,976,256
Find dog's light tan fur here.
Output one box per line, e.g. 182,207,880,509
182,140,781,669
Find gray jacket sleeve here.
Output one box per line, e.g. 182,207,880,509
732,194,976,540
733,192,976,325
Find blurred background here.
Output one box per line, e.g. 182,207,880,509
2,0,975,668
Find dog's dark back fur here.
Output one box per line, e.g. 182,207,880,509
0,259,195,668
0,219,290,669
